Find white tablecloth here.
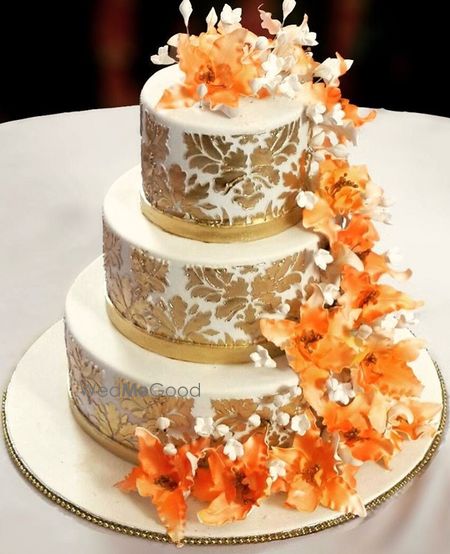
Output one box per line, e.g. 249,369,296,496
0,107,449,554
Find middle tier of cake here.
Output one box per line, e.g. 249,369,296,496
103,167,320,363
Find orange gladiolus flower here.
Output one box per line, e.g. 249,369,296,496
158,29,260,109
362,250,412,282
386,399,441,452
193,434,269,525
340,265,422,325
261,291,357,376
338,215,380,254
116,428,208,544
271,429,366,516
341,98,376,127
317,159,370,216
360,338,425,399
322,393,395,466
302,196,339,243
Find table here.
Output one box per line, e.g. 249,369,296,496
0,107,449,554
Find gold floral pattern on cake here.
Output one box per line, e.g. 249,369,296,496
103,219,123,274
89,402,136,448
130,248,169,296
141,106,304,225
118,383,194,445
65,331,103,405
145,296,217,344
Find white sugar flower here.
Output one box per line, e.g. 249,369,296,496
282,0,296,23
276,411,290,426
310,128,326,148
259,8,282,35
205,7,218,29
386,247,403,265
296,190,317,210
297,14,318,46
262,53,285,79
279,74,301,98
321,283,340,306
224,437,244,461
194,416,215,437
290,413,311,435
156,416,171,431
314,248,334,270
306,102,326,124
163,443,177,456
254,36,270,50
179,0,193,30
356,324,373,340
167,34,179,47
250,345,277,368
151,45,176,65
268,458,287,480
314,55,353,86
248,413,261,427
215,423,230,437
328,102,345,125
397,310,419,327
273,394,286,408
326,377,355,405
197,83,208,99
288,385,302,397
379,312,400,331
220,4,242,26
329,143,349,159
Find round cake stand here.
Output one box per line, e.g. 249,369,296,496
2,321,447,546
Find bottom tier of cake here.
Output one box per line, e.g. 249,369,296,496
65,258,303,461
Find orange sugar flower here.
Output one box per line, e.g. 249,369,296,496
386,399,441,452
337,215,380,254
359,338,425,399
158,28,260,109
361,250,412,282
317,159,370,216
270,429,366,516
322,392,395,466
339,265,422,325
116,428,208,544
341,98,376,127
193,433,269,526
302,196,339,243
261,288,357,376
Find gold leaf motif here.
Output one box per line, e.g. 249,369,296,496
65,331,103,406
184,134,232,174
142,111,169,165
235,304,260,342
211,399,258,432
185,266,248,321
146,296,216,344
252,252,307,313
103,219,123,273
118,380,195,445
90,402,136,447
131,249,169,296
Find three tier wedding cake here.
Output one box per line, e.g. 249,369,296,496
64,1,442,544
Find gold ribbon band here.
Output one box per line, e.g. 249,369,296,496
140,198,301,243
106,297,281,364
69,393,138,464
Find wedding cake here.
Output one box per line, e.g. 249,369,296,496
64,1,442,544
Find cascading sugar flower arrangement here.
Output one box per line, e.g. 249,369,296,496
116,1,442,545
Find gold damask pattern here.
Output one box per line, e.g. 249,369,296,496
211,394,309,447
141,108,304,225
65,330,310,452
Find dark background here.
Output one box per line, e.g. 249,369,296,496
1,0,448,123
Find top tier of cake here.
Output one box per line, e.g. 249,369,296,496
140,65,309,242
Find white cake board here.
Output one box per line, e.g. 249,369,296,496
2,321,447,546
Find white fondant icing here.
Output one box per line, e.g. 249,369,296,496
64,258,299,418
141,65,305,134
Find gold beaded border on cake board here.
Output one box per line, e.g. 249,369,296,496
1,358,447,547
